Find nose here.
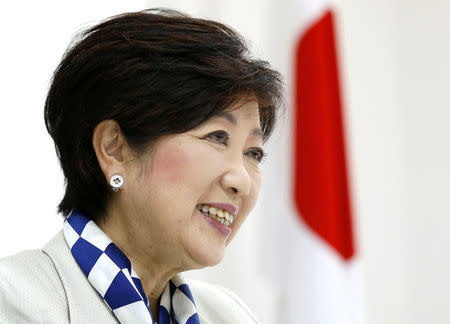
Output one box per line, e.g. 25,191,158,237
220,156,252,197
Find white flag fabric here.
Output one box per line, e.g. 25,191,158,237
261,1,365,323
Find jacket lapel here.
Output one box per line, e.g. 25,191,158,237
43,231,119,323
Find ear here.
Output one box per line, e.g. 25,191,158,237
92,120,127,181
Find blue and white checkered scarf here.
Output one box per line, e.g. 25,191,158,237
63,210,200,324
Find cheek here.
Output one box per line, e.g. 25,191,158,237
242,181,261,218
151,144,193,184
226,174,262,244
248,172,262,206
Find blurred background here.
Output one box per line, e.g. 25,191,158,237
1,1,449,323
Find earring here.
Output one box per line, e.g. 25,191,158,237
109,174,124,192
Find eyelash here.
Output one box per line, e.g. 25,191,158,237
205,130,267,164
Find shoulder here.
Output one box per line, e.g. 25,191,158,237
0,248,69,323
188,279,259,324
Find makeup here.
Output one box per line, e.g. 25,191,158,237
199,210,232,236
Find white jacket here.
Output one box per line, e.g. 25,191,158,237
0,231,259,324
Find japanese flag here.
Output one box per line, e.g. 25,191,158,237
262,1,365,323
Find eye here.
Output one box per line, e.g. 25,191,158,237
246,148,267,164
205,130,229,145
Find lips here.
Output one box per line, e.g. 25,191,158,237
199,209,232,236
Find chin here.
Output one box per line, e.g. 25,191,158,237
189,245,225,268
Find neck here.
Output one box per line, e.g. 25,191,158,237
98,204,189,318
129,254,178,320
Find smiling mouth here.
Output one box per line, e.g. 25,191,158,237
196,204,233,228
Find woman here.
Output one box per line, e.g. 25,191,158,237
0,8,283,324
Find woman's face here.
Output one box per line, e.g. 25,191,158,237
120,99,264,269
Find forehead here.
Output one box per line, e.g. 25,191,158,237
214,99,260,124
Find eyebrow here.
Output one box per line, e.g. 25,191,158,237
215,111,263,139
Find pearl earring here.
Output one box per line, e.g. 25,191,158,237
109,174,124,192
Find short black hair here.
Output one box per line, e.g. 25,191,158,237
44,8,284,223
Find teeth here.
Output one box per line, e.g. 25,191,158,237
197,204,234,227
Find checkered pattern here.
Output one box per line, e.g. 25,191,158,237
63,210,200,324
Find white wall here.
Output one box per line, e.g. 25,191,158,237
0,1,147,251
396,2,450,323
1,1,450,323
337,1,450,323
336,1,410,322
